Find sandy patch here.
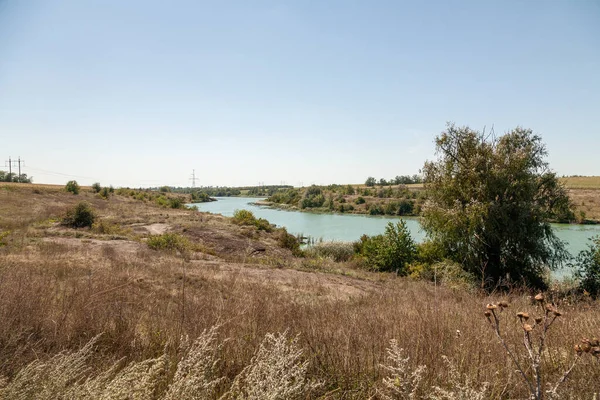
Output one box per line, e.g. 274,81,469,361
42,237,144,255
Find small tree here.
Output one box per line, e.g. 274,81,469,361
422,123,573,289
62,201,96,228
91,182,102,193
356,221,416,273
65,180,80,195
365,177,376,187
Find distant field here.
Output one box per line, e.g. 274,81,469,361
560,176,600,189
0,182,97,191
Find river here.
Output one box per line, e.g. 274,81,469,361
191,197,600,276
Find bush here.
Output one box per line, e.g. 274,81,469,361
232,209,273,232
397,199,414,215
233,209,257,226
62,201,96,228
254,218,274,232
573,236,600,298
355,196,366,205
147,233,191,253
65,180,80,195
99,186,111,199
355,221,416,273
169,197,185,209
91,182,102,193
155,196,170,207
278,228,301,255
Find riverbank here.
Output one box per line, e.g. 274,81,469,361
1,183,599,399
262,183,600,224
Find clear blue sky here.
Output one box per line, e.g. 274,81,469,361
1,0,599,187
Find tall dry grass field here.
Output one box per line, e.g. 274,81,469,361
0,184,599,398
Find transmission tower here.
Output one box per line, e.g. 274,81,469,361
189,169,198,188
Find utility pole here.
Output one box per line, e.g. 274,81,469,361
189,169,198,188
4,157,21,181
17,157,24,178
5,156,11,177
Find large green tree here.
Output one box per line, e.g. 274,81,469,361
422,123,574,289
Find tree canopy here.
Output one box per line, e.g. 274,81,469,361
0,171,32,183
422,123,574,289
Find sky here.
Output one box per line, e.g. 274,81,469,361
0,0,599,187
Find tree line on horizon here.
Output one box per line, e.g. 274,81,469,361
0,171,32,183
365,174,423,187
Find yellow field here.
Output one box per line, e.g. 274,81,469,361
560,176,600,190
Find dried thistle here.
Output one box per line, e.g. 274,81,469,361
484,295,581,400
534,293,545,302
517,312,530,321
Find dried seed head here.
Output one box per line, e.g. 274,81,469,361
535,317,543,324
523,324,533,332
486,304,498,310
574,344,582,354
590,337,599,347
545,304,555,313
534,293,545,302
592,347,600,357
498,301,509,308
484,310,492,319
552,310,562,317
517,312,530,321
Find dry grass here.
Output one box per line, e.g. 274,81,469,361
561,176,600,190
568,188,600,222
0,185,599,399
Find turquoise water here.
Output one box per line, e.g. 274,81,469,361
192,197,600,274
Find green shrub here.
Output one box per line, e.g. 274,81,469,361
397,199,414,215
278,228,301,255
573,236,600,298
254,218,274,232
368,204,384,215
355,196,366,205
232,209,257,226
147,233,191,253
62,201,96,228
91,182,102,193
155,196,170,207
354,221,416,273
415,240,444,264
232,210,273,232
65,180,80,195
99,186,111,199
169,197,185,209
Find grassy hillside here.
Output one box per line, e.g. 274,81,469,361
0,184,599,399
